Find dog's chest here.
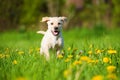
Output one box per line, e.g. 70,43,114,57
49,37,62,49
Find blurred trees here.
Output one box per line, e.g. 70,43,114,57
0,0,22,30
0,0,120,31
112,0,120,26
0,0,47,31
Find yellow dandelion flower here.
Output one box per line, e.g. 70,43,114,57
109,59,112,64
57,54,63,59
65,58,70,62
88,60,99,64
0,54,5,58
94,60,99,64
88,50,92,55
36,48,40,51
87,59,93,63
92,75,103,80
96,49,103,54
73,60,82,66
107,65,116,73
73,48,78,52
68,55,73,58
5,48,9,53
63,69,72,78
107,49,117,54
80,56,91,62
89,44,93,48
16,77,27,80
76,55,80,59
103,57,109,63
18,51,24,55
0,54,9,58
68,47,71,51
29,49,34,54
107,73,117,80
5,54,10,58
6,48,9,50
13,60,17,64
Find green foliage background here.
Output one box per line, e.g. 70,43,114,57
0,0,120,31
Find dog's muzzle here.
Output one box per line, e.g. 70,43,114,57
51,27,60,36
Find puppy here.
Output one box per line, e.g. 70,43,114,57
37,17,67,60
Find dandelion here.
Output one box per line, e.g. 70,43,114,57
73,60,82,66
16,77,27,80
65,58,70,62
93,60,99,64
5,48,9,53
80,56,91,62
36,48,40,52
29,49,34,54
76,54,80,59
96,49,103,54
107,65,116,73
68,47,71,51
18,51,24,55
88,60,99,64
92,75,103,80
88,50,92,55
107,49,117,54
63,69,72,78
13,60,17,64
89,44,93,48
0,54,5,58
103,57,109,63
6,48,9,50
68,55,73,58
5,54,10,58
57,54,63,59
87,59,93,63
0,54,10,58
72,48,78,52
107,73,117,80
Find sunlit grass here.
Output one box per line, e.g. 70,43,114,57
0,28,120,80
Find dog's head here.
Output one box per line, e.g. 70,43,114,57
41,17,67,36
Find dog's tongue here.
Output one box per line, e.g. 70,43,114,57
52,31,59,36
54,31,58,35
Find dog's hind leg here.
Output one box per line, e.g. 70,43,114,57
56,48,62,57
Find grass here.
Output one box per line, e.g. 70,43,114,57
0,27,120,80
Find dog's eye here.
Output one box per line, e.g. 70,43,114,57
51,23,53,25
58,23,61,25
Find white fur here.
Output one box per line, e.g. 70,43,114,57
37,17,67,60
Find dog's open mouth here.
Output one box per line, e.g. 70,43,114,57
52,30,60,36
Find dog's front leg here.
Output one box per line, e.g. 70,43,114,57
44,49,50,60
41,47,50,60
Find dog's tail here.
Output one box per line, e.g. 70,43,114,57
37,31,46,35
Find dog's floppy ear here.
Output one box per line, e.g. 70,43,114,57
59,17,67,23
41,17,49,22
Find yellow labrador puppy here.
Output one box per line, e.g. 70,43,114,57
37,17,67,60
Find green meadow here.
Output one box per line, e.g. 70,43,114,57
0,27,120,80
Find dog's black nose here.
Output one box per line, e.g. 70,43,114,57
54,27,58,30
